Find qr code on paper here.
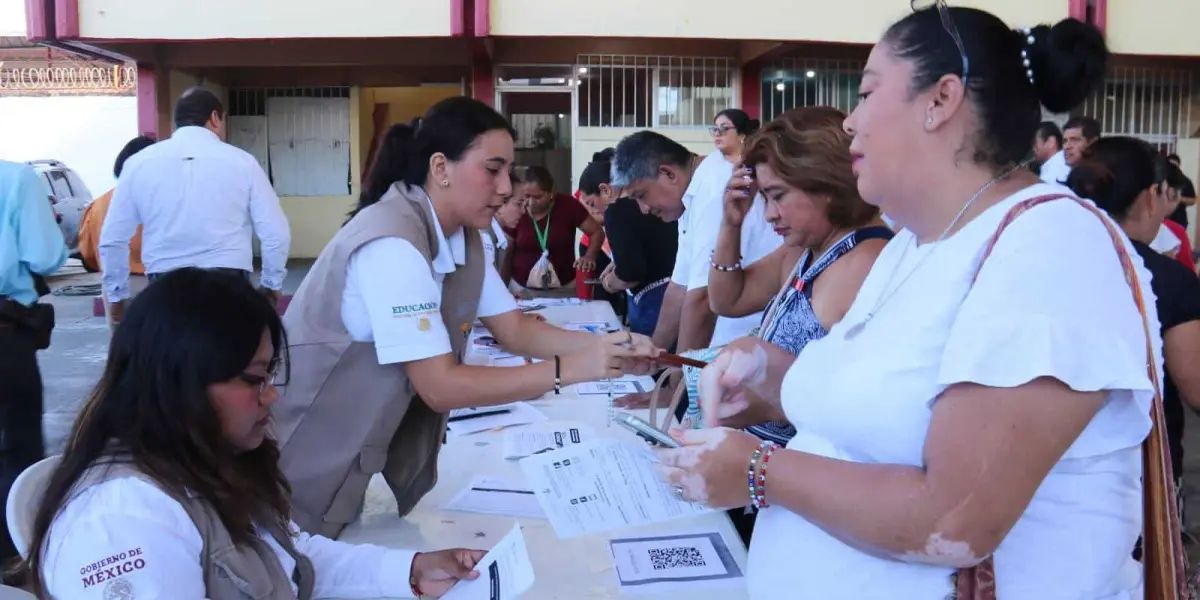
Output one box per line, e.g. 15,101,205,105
647,546,706,570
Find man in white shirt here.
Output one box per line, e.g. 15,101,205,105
1034,121,1070,185
100,87,291,325
611,131,782,351
1062,116,1101,171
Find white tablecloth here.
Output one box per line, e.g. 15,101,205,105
338,301,750,599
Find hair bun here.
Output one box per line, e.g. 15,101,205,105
592,147,616,163
1024,19,1108,113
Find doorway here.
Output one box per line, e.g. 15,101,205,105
495,65,576,192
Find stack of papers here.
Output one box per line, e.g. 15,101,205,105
502,424,595,459
446,476,546,519
520,439,712,538
441,523,536,600
447,402,548,436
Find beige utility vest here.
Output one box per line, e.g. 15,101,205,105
274,183,484,539
70,458,315,600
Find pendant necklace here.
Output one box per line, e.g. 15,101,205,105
842,165,1021,341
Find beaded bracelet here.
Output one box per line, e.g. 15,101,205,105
754,443,781,509
710,257,743,272
553,355,562,395
710,251,743,272
746,441,773,509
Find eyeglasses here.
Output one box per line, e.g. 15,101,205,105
911,0,970,88
709,125,735,137
238,358,285,398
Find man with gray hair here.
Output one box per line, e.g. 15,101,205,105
611,130,781,353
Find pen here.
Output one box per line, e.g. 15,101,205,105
655,353,708,369
448,409,512,423
472,487,536,495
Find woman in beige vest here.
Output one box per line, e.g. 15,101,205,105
275,97,658,538
23,268,485,599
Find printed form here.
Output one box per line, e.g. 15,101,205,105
502,423,595,459
441,523,536,600
519,439,712,539
445,477,545,520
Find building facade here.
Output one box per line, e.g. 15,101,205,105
24,0,1200,256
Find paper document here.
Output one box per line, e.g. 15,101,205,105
503,424,595,459
446,477,545,519
447,402,547,436
609,532,744,595
519,439,712,538
575,379,647,396
561,321,612,334
491,355,530,368
519,297,584,308
441,523,536,600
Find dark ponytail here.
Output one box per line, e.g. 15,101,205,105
354,122,417,221
579,147,616,195
349,97,515,221
1065,136,1158,221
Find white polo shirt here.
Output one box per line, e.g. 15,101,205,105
341,196,517,365
671,153,784,346
1039,150,1071,185
43,474,417,599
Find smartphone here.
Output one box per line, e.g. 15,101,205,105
614,413,680,448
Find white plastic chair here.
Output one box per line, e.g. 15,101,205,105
5,455,60,560
0,585,35,599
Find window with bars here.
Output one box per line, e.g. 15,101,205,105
228,87,352,197
575,55,736,128
760,58,865,122
1079,67,1193,153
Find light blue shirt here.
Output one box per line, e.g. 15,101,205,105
0,160,67,306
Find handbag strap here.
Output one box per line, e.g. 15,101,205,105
647,368,686,433
956,193,1187,599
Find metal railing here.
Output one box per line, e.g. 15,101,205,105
575,55,737,128
760,58,865,122
1080,67,1194,154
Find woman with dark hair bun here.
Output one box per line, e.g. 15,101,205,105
24,268,487,599
276,97,657,539
1067,137,1200,506
655,4,1176,597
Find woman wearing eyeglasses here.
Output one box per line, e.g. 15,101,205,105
21,269,487,599
654,5,1158,599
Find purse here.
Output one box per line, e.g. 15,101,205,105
0,298,55,350
954,193,1189,599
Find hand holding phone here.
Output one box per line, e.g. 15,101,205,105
614,412,680,448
